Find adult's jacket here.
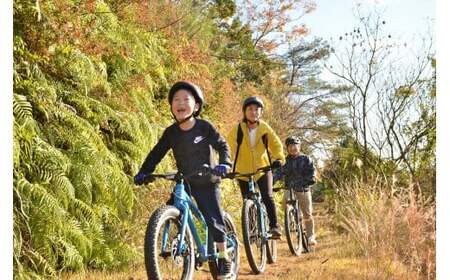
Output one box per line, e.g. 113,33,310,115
226,120,285,182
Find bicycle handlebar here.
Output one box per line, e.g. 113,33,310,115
141,163,277,184
140,164,225,184
273,187,287,192
224,165,273,179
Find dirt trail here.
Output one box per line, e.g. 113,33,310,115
191,203,366,280
64,203,371,280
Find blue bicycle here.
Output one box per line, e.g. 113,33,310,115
140,166,239,280
225,165,277,274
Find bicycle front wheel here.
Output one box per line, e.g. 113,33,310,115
145,205,195,280
242,199,266,274
285,204,303,256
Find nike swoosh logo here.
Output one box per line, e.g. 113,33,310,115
193,136,205,144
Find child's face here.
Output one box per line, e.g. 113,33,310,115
245,104,262,122
171,89,199,121
287,143,300,156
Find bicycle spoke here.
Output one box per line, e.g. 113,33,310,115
248,204,264,260
156,218,191,279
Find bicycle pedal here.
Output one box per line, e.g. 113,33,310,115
194,254,205,270
268,232,282,240
194,262,203,270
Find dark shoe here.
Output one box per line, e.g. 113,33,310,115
269,225,282,239
217,258,232,279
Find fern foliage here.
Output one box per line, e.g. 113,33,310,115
13,1,174,278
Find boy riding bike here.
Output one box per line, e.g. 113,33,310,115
274,136,317,246
134,81,233,279
227,96,285,239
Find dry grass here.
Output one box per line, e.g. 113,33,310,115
333,182,436,280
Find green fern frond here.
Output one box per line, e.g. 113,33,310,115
93,204,120,227
107,114,135,142
13,226,23,261
63,218,93,260
28,182,66,217
54,175,75,198
15,177,34,199
13,131,23,169
30,163,56,183
48,176,75,210
113,139,141,160
115,183,135,217
62,93,92,118
57,238,84,270
34,138,71,173
27,249,58,278
13,94,33,123
88,165,115,203
80,211,106,245
71,198,97,224
69,164,93,204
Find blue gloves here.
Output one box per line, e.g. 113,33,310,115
271,160,282,169
213,164,229,177
134,172,153,185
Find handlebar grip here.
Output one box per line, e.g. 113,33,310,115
222,172,237,179
140,174,155,184
257,165,272,172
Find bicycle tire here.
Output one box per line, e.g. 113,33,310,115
208,212,240,280
145,205,195,280
264,204,277,264
242,199,266,274
301,227,311,253
285,204,303,256
267,238,277,264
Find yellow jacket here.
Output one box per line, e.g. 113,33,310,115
226,120,285,181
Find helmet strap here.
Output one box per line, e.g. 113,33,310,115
245,118,259,125
178,116,193,124
171,104,199,124
172,112,195,125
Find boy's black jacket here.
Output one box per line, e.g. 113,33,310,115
273,154,315,192
138,119,232,186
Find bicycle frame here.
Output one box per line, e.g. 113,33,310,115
161,177,237,264
284,187,301,227
287,188,295,203
246,176,270,241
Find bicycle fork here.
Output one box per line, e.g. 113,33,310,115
160,202,191,257
249,179,269,241
253,196,269,242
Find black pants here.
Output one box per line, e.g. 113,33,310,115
188,183,226,243
238,171,278,228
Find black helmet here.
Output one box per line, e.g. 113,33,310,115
285,136,300,146
242,96,264,112
168,81,204,117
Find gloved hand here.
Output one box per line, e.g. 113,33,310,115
134,172,153,185
213,164,229,177
271,160,282,169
